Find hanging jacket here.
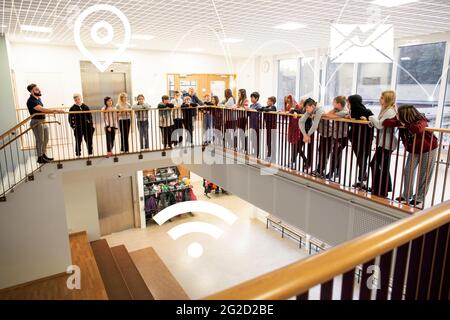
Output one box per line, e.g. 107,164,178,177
188,188,197,201
145,196,158,212
183,189,191,201
175,191,183,203
167,191,176,205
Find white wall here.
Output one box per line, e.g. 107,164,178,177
0,36,18,133
9,42,255,108
0,167,71,289
62,174,100,241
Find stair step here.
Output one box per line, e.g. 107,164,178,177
130,247,189,300
90,239,132,300
111,245,154,300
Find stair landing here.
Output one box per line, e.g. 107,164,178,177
0,231,108,300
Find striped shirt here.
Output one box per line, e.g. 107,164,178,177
171,98,183,119
102,105,119,128
116,102,131,120
132,102,150,121
158,103,174,127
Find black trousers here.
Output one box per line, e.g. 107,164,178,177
249,126,260,157
329,137,348,176
300,135,314,170
73,126,93,156
119,119,131,152
173,118,184,144
370,147,393,197
264,116,277,158
317,136,333,174
105,127,116,152
183,116,195,145
350,127,373,183
160,126,173,149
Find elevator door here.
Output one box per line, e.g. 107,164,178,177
80,61,131,109
96,176,135,236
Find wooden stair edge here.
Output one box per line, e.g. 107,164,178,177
69,230,88,238
110,245,154,300
90,239,132,300
130,247,190,300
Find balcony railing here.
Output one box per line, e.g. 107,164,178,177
2,106,450,213
204,199,450,300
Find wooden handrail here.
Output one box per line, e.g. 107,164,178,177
8,106,450,135
0,115,33,141
205,200,450,300
0,120,61,151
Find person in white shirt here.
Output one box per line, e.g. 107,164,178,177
116,92,131,152
132,94,151,150
367,90,398,198
171,91,184,145
102,96,118,157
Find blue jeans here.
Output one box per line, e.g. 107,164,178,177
137,120,149,149
203,113,213,143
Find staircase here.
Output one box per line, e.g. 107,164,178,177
90,239,189,300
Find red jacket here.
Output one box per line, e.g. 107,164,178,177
383,117,438,153
287,109,302,144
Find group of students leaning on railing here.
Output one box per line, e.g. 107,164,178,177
24,82,442,208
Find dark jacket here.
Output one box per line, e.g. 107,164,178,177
348,95,373,146
261,105,277,130
68,103,93,131
260,105,276,112
181,102,198,118
189,94,204,106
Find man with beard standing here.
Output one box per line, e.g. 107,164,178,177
26,83,64,163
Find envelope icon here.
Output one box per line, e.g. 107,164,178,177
330,24,394,63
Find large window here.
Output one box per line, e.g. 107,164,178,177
299,57,315,98
396,42,446,127
324,61,354,107
443,61,450,131
277,59,298,110
357,63,392,110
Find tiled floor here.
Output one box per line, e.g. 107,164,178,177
104,174,309,299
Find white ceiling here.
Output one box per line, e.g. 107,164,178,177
1,0,450,57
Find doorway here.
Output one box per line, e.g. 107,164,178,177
96,176,135,236
80,61,132,109
167,73,236,100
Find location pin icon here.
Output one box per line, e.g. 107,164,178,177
74,4,131,72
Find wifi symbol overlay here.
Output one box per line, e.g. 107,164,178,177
153,201,238,258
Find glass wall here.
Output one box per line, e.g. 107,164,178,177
396,42,446,127
299,57,315,98
356,63,392,113
444,61,450,130
276,41,450,128
324,62,354,107
277,59,298,111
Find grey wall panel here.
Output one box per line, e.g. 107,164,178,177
247,166,275,213
226,165,249,200
209,164,228,189
185,159,405,247
272,178,309,232
352,205,398,238
307,189,351,245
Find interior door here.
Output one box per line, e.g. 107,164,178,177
168,74,236,99
80,61,131,109
210,80,226,100
96,176,135,236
